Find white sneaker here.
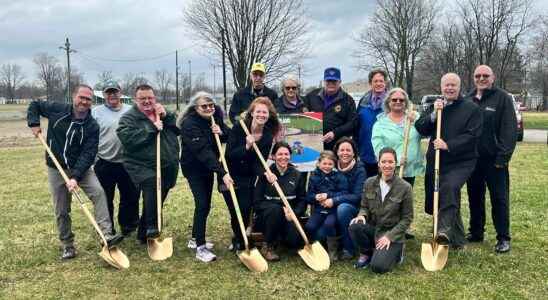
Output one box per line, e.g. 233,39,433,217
187,238,214,250
196,245,217,263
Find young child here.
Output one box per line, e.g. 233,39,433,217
305,150,348,261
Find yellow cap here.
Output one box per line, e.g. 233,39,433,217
251,63,266,74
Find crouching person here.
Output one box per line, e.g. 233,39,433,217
117,84,179,244
27,84,123,260
349,147,413,273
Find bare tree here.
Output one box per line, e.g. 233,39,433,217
0,63,25,102
528,15,548,110
354,0,438,99
95,71,115,90
458,0,533,88
184,0,309,89
154,69,173,102
33,53,64,101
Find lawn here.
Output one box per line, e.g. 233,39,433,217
0,143,547,299
523,112,548,130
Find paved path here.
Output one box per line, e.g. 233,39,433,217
523,129,547,143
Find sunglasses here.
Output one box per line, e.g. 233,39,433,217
198,103,215,110
474,74,490,79
391,98,405,103
284,86,298,91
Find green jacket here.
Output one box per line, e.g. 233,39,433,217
372,112,425,177
117,105,180,187
358,175,413,243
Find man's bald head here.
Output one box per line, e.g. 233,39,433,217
441,73,461,101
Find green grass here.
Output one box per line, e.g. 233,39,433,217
523,112,548,130
1,144,547,299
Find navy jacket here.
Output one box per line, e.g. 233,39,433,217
27,100,99,182
333,160,366,207
229,86,278,124
306,168,348,214
356,91,384,164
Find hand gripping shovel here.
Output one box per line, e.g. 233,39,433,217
147,119,173,261
421,108,449,271
239,120,330,271
37,133,129,269
211,117,268,273
399,102,414,178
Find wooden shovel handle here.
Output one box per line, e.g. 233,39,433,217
433,108,442,238
399,102,414,178
36,133,109,246
239,120,311,245
156,112,163,233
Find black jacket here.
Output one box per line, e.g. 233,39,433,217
254,164,307,217
468,87,517,165
304,88,356,150
229,86,278,124
415,97,483,167
27,100,99,182
274,95,306,114
117,105,180,186
225,121,274,187
179,107,229,177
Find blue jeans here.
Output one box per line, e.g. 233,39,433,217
314,203,358,253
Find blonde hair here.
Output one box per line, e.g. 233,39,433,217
317,150,337,165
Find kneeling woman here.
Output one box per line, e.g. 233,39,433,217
253,142,306,261
349,147,413,273
179,92,233,263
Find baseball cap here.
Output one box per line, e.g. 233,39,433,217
102,80,121,93
251,63,266,74
324,67,341,81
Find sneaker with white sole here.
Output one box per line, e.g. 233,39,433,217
196,245,217,263
187,238,214,250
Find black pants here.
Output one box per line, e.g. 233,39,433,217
466,158,511,241
94,158,139,234
255,204,304,249
364,162,379,179
349,222,403,274
222,184,253,247
136,176,171,241
403,177,415,187
425,159,476,247
186,173,214,247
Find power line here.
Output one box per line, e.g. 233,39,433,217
76,48,190,63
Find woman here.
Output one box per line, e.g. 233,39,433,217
223,97,281,251
349,147,413,274
274,74,305,114
179,91,234,263
372,88,424,186
253,142,306,261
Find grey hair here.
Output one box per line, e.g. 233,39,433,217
383,87,409,113
280,74,300,92
178,91,216,126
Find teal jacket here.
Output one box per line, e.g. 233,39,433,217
371,112,425,177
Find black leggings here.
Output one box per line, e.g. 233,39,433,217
186,174,214,247
222,186,253,246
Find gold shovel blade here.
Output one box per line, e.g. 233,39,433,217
297,242,330,271
420,242,449,271
99,246,130,269
147,237,173,261
237,248,268,273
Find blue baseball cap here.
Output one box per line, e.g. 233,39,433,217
324,67,341,81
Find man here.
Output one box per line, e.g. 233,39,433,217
91,80,140,236
356,69,389,178
415,73,482,249
466,65,517,253
27,84,123,260
229,62,278,124
304,67,356,151
117,84,180,244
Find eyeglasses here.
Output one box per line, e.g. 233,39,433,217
474,74,490,79
391,98,405,103
198,103,215,110
136,96,155,102
284,86,298,91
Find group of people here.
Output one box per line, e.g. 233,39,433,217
28,61,517,273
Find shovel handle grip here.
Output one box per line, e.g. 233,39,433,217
36,133,109,246
239,120,311,245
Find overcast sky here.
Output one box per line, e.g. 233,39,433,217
1,0,546,91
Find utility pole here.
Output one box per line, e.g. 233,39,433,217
298,64,302,87
221,29,227,114
175,50,179,111
188,60,192,101
59,37,76,103
212,64,216,98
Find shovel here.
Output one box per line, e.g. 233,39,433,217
37,133,129,270
399,102,414,178
211,117,268,273
147,119,173,261
239,120,330,271
421,108,449,271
